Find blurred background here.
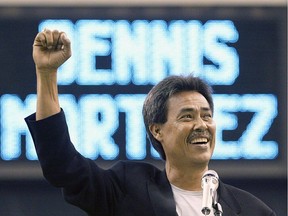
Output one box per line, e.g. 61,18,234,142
0,0,286,215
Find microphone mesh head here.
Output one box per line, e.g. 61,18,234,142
202,170,219,179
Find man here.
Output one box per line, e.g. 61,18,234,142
25,29,276,216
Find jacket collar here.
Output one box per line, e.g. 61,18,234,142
147,170,177,216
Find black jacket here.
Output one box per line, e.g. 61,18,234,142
25,110,276,216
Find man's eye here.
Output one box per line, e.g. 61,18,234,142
182,114,193,119
202,114,212,120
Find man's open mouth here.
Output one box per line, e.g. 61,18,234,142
189,137,209,145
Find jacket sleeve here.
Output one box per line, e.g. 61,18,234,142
25,110,125,215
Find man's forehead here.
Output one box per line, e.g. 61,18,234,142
167,91,211,112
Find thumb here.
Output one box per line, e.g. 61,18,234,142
60,33,72,58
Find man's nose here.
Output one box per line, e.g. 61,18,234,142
193,117,208,130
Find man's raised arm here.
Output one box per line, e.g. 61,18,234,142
32,29,71,120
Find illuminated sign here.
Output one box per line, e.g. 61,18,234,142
0,18,281,162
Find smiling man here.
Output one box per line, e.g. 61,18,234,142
25,29,276,216
144,82,216,193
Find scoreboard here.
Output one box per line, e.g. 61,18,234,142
0,6,286,178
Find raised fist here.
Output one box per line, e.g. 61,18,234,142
33,29,72,73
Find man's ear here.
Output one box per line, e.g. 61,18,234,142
149,124,162,141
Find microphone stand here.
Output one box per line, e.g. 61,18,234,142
212,192,223,216
212,202,223,216
201,190,223,216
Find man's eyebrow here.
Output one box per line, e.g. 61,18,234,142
178,107,211,115
178,108,195,114
201,107,212,112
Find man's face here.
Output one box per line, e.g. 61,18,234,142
152,91,216,167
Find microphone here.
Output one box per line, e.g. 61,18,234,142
201,170,219,215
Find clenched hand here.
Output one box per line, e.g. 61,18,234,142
33,29,72,74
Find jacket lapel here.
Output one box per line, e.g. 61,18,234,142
147,170,178,216
147,171,242,216
218,181,241,215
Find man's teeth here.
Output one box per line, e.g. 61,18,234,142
191,138,208,144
